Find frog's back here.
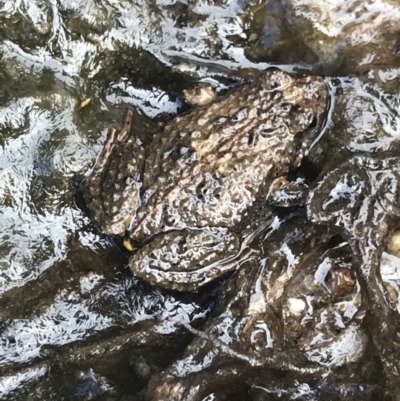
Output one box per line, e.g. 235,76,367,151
131,70,327,239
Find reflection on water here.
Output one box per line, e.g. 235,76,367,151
1,0,400,399
0,276,206,366
0,96,83,295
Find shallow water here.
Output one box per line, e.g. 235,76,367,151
1,0,400,399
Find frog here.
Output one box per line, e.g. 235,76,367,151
307,155,400,399
82,69,327,292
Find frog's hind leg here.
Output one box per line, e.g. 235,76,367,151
90,128,118,175
82,108,145,237
82,127,119,223
129,227,243,292
117,108,134,141
87,110,134,179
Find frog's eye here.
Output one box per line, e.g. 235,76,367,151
279,102,292,113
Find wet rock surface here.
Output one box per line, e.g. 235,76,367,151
2,0,400,400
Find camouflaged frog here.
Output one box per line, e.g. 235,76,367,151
82,69,327,291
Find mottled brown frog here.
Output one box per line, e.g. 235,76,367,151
82,69,327,291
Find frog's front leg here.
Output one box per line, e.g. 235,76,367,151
82,109,145,236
